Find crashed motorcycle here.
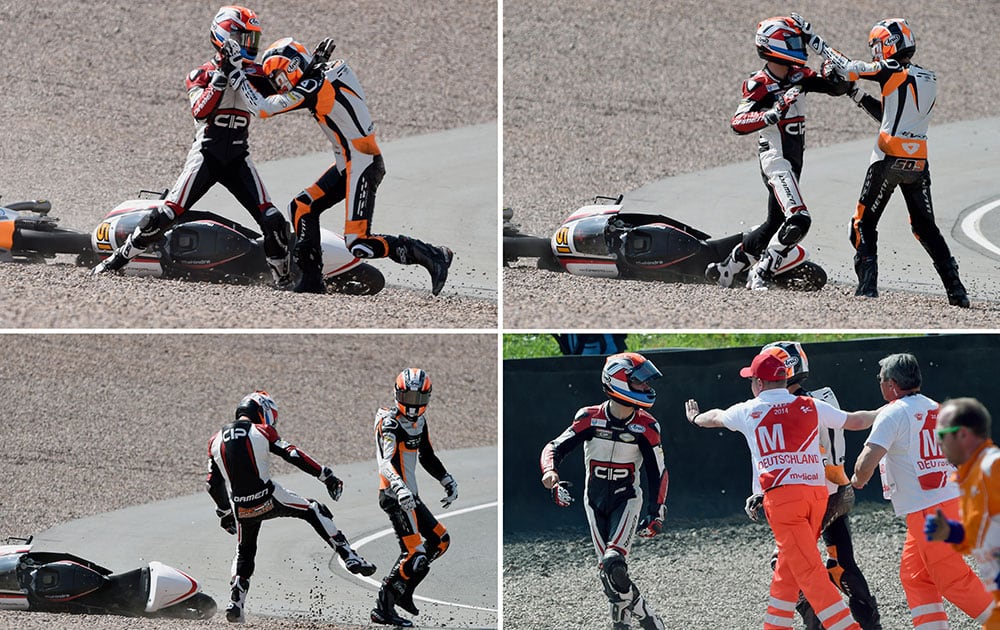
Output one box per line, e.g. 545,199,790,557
504,196,827,291
0,191,385,295
0,536,216,619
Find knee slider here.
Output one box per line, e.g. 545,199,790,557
600,549,632,595
310,500,334,519
777,210,811,247
430,533,450,561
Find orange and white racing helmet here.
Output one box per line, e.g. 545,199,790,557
261,38,312,93
869,18,915,62
395,368,432,418
210,5,262,62
760,341,809,385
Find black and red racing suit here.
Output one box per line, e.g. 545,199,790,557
206,419,352,580
731,65,852,258
540,402,668,560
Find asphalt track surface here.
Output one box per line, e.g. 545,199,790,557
198,122,498,300
625,117,1000,297
33,446,498,629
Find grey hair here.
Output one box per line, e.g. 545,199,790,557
878,353,922,390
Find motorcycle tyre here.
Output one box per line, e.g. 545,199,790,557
325,262,385,296
14,228,93,258
152,592,218,620
503,234,550,262
771,261,827,292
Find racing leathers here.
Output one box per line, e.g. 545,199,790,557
243,58,453,295
373,406,454,622
715,64,852,289
95,56,292,286
540,402,669,630
809,40,969,306
788,386,882,630
206,418,373,618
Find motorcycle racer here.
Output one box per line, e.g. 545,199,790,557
372,369,458,627
238,37,454,295
790,14,969,307
708,16,853,290
540,352,669,630
93,6,292,289
206,390,375,623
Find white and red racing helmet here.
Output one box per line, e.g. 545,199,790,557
236,390,278,426
210,5,261,62
755,17,807,66
602,352,661,409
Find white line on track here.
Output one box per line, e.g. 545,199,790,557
337,501,499,613
960,198,1000,257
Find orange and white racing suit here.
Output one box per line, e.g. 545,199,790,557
373,406,451,612
820,48,960,293
866,394,992,627
950,440,1000,628
720,388,860,630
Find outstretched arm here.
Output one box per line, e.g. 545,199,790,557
685,399,726,428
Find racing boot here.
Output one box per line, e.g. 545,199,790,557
933,256,970,308
706,243,751,288
292,235,326,294
332,531,377,576
854,254,878,298
266,254,292,289
393,236,453,296
371,582,414,628
225,576,249,623
746,245,791,291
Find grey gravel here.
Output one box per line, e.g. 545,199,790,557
0,0,496,329
504,504,982,630
503,0,1000,329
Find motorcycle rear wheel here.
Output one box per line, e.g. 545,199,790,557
771,261,827,292
325,263,386,296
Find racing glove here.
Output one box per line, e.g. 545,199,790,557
551,480,574,507
440,473,459,509
216,508,237,535
319,466,343,502
637,504,667,538
762,87,800,126
744,493,764,522
394,484,417,511
789,13,828,55
924,509,965,544
219,39,243,78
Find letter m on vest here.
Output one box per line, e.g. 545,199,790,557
757,424,786,454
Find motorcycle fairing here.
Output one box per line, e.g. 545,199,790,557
146,561,199,612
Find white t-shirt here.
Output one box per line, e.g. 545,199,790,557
721,388,848,494
866,393,958,517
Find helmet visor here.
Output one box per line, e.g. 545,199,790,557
234,30,260,59
628,360,662,386
268,69,294,93
783,34,804,54
397,390,431,407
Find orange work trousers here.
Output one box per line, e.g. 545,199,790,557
763,484,859,630
902,498,992,628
